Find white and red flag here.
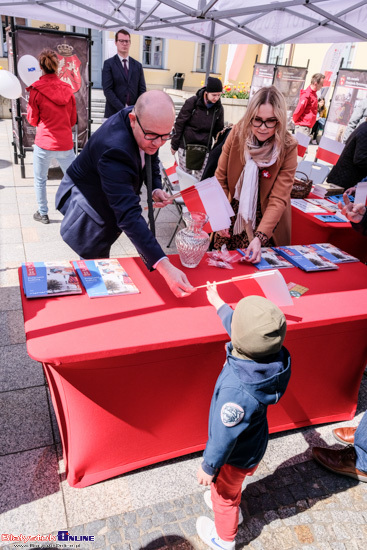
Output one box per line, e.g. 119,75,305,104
315,136,344,165
165,162,179,184
295,132,310,157
179,177,234,233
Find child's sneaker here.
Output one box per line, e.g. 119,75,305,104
204,490,244,524
196,516,235,550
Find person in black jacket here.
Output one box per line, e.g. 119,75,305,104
327,121,367,190
171,77,224,179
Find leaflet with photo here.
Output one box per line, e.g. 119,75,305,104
237,248,294,270
73,259,140,298
311,243,359,263
22,261,82,298
304,198,338,212
291,198,327,213
327,194,354,204
273,245,339,272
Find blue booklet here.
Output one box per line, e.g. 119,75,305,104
72,259,140,298
310,243,358,263
314,214,346,223
237,248,293,270
327,194,354,204
22,261,82,298
273,245,339,272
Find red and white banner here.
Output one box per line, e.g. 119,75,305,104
315,136,345,165
295,132,310,157
179,177,234,233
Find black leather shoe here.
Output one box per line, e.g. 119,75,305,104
33,211,50,224
312,445,367,482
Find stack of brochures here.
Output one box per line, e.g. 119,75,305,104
72,259,140,298
312,182,344,198
22,261,82,298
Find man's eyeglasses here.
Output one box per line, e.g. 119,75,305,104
135,113,175,141
251,117,278,129
117,39,130,44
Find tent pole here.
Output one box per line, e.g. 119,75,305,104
205,21,215,84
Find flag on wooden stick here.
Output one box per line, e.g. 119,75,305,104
178,177,234,232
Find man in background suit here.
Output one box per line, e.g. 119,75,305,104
102,28,146,118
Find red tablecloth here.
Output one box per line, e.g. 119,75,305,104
19,257,367,487
291,197,367,263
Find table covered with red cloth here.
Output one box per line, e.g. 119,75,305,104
19,257,367,488
291,197,367,263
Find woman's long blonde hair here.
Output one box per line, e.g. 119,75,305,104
236,86,292,163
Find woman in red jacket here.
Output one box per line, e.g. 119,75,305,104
27,49,77,224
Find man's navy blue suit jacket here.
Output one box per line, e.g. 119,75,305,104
102,55,146,118
55,108,164,269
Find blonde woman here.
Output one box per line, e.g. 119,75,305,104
214,86,298,262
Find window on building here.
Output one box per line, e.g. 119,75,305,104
142,36,164,69
196,43,218,73
268,44,285,65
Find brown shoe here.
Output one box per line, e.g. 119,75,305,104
312,445,367,482
332,427,356,446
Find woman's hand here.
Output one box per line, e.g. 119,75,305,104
245,236,262,263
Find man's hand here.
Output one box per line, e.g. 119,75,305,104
338,193,366,224
156,258,197,298
206,281,225,310
197,465,214,486
245,236,262,263
171,147,177,156
152,189,171,208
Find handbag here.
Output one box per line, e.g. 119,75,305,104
185,144,208,171
183,105,217,171
291,170,313,199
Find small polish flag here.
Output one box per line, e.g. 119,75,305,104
315,137,345,165
180,177,234,233
165,162,179,184
233,270,293,307
295,132,310,157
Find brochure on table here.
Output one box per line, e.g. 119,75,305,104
274,245,340,272
73,259,140,298
22,261,82,298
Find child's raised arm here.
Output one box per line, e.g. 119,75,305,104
206,281,226,311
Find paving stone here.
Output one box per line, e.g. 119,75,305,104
107,531,122,544
178,517,196,537
107,516,124,530
122,512,138,526
123,526,141,541
294,524,314,544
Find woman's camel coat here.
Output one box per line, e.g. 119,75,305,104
215,125,298,245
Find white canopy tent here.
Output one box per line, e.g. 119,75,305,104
1,0,367,45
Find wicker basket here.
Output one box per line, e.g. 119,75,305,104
291,170,313,199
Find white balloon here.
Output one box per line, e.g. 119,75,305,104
17,55,42,87
0,69,22,99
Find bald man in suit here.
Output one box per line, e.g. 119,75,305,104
102,29,146,118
